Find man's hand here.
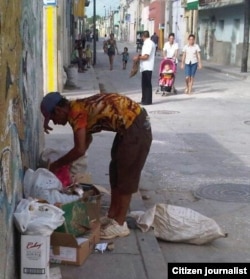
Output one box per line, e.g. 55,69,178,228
133,55,140,61
48,161,59,173
44,123,53,134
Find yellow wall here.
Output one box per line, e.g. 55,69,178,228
44,5,58,93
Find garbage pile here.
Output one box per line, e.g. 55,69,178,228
14,148,103,279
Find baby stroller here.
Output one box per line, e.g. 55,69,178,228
156,58,177,96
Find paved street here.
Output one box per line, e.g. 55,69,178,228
92,40,250,264
46,40,250,278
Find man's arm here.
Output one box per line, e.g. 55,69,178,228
49,127,88,173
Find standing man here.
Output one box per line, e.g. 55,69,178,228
40,92,152,239
134,31,156,105
151,32,159,54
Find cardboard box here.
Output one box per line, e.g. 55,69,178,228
21,235,50,279
50,222,100,266
55,184,101,236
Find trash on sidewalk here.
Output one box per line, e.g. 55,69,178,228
23,168,80,204
39,147,91,187
21,235,50,279
50,222,100,266
50,266,62,279
15,199,64,279
55,184,101,236
14,198,65,236
129,204,227,245
95,242,115,253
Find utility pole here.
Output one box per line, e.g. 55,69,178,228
241,0,250,72
93,0,96,65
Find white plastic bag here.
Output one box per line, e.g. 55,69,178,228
130,204,227,245
14,199,65,236
23,168,79,204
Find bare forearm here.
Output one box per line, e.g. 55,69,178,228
181,53,186,64
51,147,85,170
138,54,149,61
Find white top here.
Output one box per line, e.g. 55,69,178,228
182,44,201,64
163,42,179,61
140,38,155,72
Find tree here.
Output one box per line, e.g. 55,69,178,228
87,15,101,25
241,0,250,72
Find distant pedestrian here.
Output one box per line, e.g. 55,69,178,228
85,44,92,68
81,34,86,49
133,31,156,105
103,34,108,53
181,34,202,94
162,33,179,63
121,47,129,69
162,33,179,93
151,32,159,54
104,33,119,70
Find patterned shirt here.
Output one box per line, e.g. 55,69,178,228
182,44,201,64
68,93,141,134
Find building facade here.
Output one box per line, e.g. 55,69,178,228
0,1,44,278
197,0,250,66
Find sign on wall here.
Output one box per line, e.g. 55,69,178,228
43,0,57,5
187,0,199,10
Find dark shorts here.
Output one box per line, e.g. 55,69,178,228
185,62,198,77
107,50,115,56
109,109,152,194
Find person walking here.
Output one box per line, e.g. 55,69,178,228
162,33,179,63
104,33,119,70
121,47,129,69
162,33,179,93
85,44,92,68
134,31,156,105
40,92,152,239
181,34,202,95
151,32,159,54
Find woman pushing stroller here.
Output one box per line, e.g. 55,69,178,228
161,33,179,94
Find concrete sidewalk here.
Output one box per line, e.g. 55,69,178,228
45,62,168,279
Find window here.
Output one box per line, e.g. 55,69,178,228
218,20,224,32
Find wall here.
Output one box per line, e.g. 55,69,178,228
172,0,186,50
198,4,246,65
0,1,43,278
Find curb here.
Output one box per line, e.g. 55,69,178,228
130,193,168,279
203,65,249,80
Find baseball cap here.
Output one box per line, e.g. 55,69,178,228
40,92,63,129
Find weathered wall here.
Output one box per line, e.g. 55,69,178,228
0,1,43,278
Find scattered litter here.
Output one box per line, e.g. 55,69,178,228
129,204,227,245
23,168,79,204
106,242,115,251
95,243,108,253
14,198,65,236
142,195,150,200
95,242,114,253
50,266,62,279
